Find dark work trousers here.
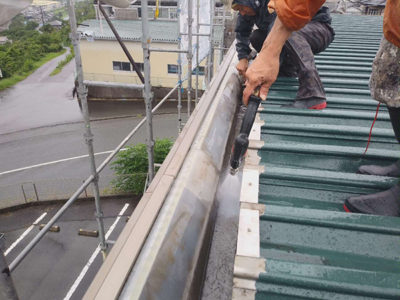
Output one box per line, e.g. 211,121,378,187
388,106,400,144
250,22,334,101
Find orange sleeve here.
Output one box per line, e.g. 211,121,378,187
270,0,326,31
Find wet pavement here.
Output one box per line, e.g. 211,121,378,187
0,198,137,300
0,50,186,208
0,44,188,300
0,49,84,135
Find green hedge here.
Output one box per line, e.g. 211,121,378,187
111,138,173,195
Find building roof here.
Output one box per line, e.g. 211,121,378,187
78,19,223,44
49,20,62,26
241,13,400,298
362,0,386,6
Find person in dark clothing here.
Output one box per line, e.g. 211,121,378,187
232,0,335,109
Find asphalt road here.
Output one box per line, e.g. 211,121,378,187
0,198,137,300
0,49,184,206
0,48,83,135
0,44,186,299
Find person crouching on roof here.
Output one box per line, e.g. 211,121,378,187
232,0,334,109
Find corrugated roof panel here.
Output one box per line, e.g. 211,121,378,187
80,19,180,42
254,14,400,299
79,19,224,44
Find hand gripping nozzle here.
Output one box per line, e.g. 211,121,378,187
230,94,262,174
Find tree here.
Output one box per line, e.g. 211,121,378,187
0,14,71,80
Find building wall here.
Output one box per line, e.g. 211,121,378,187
80,39,210,90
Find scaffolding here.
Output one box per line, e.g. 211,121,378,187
6,0,226,282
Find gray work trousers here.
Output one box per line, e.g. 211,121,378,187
250,22,335,101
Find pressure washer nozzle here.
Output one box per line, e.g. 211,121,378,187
229,94,261,175
229,167,239,175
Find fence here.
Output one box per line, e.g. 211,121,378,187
0,174,133,210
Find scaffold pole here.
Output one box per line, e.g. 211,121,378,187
67,0,107,254
141,0,155,182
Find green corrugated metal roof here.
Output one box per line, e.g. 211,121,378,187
256,14,400,299
79,19,223,44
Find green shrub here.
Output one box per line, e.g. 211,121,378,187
111,138,173,195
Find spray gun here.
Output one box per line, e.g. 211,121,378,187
230,90,262,175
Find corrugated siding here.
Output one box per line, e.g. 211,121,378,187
256,14,400,299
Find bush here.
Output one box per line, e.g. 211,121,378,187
111,138,173,195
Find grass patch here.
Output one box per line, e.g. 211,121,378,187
0,49,66,91
50,46,74,76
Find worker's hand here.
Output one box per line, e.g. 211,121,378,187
242,51,279,105
236,58,249,77
242,17,292,105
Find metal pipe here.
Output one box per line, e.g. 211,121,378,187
96,83,179,173
177,1,183,132
219,8,225,65
83,80,144,89
141,0,155,183
98,3,145,84
0,234,18,300
9,174,94,272
8,83,179,273
187,0,193,117
68,0,107,253
207,0,214,85
149,48,188,53
180,32,210,36
199,23,223,26
195,0,200,105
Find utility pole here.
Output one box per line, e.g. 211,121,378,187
39,6,45,25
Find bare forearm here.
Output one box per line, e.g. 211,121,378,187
260,17,292,59
242,17,292,103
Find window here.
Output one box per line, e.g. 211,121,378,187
113,61,144,72
133,62,144,72
168,65,205,75
113,61,131,71
169,9,178,19
121,62,131,71
192,66,205,76
168,64,179,74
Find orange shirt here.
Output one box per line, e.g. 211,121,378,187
384,0,400,48
271,0,326,31
271,0,399,48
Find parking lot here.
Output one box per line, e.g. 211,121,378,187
0,197,137,300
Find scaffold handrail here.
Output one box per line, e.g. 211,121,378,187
7,83,180,273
